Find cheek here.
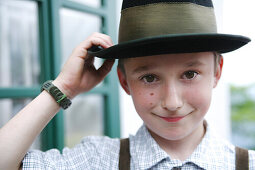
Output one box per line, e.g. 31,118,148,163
130,87,158,112
185,82,213,112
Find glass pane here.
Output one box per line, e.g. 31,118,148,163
0,98,41,150
64,95,104,147
68,0,101,8
0,0,40,87
60,8,102,66
60,8,104,86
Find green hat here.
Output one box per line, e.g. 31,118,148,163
88,0,251,59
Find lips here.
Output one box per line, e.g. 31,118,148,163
158,115,185,123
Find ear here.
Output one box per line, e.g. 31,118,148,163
117,68,131,95
213,56,223,88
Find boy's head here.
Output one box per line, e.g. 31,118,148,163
117,52,223,140
88,0,250,142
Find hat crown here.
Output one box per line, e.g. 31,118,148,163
118,0,217,43
88,0,250,58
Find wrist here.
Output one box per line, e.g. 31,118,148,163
52,79,74,99
41,80,72,110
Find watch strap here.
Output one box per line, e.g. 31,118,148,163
41,80,72,109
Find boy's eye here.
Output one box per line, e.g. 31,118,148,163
141,75,157,83
183,71,198,80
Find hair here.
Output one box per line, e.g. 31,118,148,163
117,58,126,75
213,52,222,74
117,52,222,75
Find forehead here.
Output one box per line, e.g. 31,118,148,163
123,52,214,72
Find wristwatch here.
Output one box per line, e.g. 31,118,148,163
41,80,72,109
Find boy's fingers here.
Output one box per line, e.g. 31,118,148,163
97,59,115,78
72,37,110,59
91,32,113,44
89,36,112,48
82,33,113,49
94,33,114,46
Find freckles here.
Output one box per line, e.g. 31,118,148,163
149,92,155,106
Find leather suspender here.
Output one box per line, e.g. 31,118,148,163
235,146,249,170
118,138,249,170
119,138,130,170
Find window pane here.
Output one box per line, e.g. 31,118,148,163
60,8,103,66
60,8,104,86
64,95,104,147
0,0,40,87
0,98,41,150
68,0,101,8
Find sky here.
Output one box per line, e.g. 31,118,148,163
222,0,255,87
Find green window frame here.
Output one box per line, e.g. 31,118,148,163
0,0,120,151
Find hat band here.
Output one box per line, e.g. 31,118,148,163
118,3,217,43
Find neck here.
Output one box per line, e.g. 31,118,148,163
149,121,206,161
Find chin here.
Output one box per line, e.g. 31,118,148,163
161,130,189,141
150,126,189,141
162,133,188,141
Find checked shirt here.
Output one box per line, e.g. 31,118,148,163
22,121,255,169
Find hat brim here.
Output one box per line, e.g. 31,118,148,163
88,33,251,59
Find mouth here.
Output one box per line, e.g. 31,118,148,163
158,115,186,123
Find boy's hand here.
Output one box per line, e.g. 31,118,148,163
53,32,115,99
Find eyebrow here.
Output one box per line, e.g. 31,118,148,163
184,60,205,67
132,65,157,74
131,60,205,74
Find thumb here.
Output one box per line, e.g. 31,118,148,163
97,59,115,79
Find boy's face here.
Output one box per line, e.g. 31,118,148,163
118,52,223,141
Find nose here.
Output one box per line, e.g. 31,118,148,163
161,83,183,111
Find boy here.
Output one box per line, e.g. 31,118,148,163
0,0,255,169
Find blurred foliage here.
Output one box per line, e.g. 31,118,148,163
231,84,255,121
230,84,255,150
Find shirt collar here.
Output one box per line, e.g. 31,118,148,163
184,120,212,169
185,120,234,169
129,120,233,169
129,124,169,169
